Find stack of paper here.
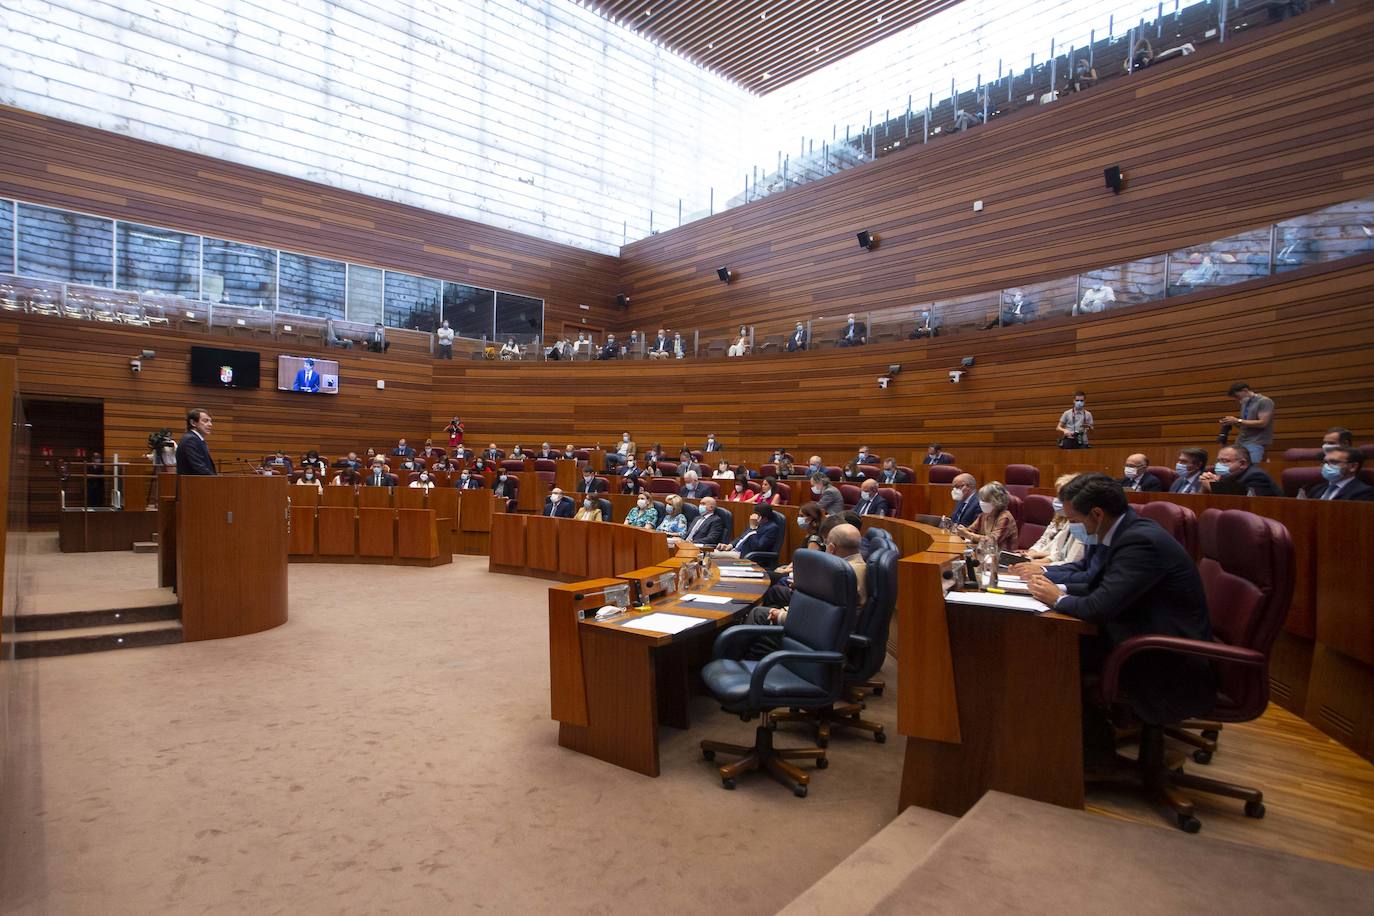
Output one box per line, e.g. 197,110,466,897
617,612,712,635
944,591,1049,613
679,593,733,605
719,568,766,579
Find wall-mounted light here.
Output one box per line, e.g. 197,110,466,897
716,267,733,284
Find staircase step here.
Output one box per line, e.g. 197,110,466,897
17,587,179,632
131,541,158,553
11,620,183,659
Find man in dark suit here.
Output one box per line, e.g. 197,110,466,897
878,458,910,484
1119,453,1165,492
854,479,890,517
176,408,217,476
683,497,726,545
482,443,503,461
1200,446,1281,497
368,322,390,353
720,504,781,555
838,312,867,347
455,469,483,489
1026,474,1214,725
576,468,608,495
1169,447,1208,494
786,322,808,352
649,329,671,360
678,470,707,499
1305,446,1374,501
854,446,876,465
704,434,722,453
391,439,415,459
908,310,939,339
263,450,293,473
922,443,954,465
536,442,556,459
596,334,619,360
364,462,398,487
948,474,982,527
292,358,321,392
542,488,575,517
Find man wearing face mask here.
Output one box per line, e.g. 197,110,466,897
878,458,910,484
542,487,575,517
947,474,982,528
619,457,648,495
576,468,607,495
364,461,397,488
1320,427,1353,455
704,434,722,453
1056,391,1094,449
1169,448,1208,494
1118,454,1164,492
455,468,483,490
683,496,726,545
603,432,636,471
854,479,890,517
719,504,781,555
746,523,867,659
838,312,867,347
1220,382,1274,464
1303,446,1374,501
1199,446,1280,497
787,322,808,352
809,471,844,516
1024,474,1215,727
679,470,707,499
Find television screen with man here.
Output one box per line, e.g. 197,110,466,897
277,355,340,395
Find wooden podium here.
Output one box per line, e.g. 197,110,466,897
161,476,289,641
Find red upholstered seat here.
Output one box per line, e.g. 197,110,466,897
1137,501,1198,557
499,459,525,472
1006,494,1023,526
1147,465,1178,489
699,480,721,498
573,449,591,461
773,481,792,501
533,458,556,472
657,460,679,476
648,477,678,495
1361,444,1374,458
928,465,961,484
823,466,843,482
1283,447,1323,461
1004,464,1040,499
1280,467,1322,498
877,487,902,516
1017,494,1055,550
537,471,555,485
858,454,881,465
839,484,862,507
858,465,881,480
760,463,776,477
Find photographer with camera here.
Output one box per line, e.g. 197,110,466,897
1219,382,1274,463
1056,391,1094,449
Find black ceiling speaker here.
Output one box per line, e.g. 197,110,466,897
857,230,877,250
716,267,733,284
1104,165,1125,194
615,293,630,307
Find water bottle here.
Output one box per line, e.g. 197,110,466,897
977,536,999,589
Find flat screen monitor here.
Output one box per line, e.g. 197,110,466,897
277,355,340,395
190,346,261,389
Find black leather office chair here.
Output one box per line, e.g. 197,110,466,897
772,530,899,745
699,550,859,797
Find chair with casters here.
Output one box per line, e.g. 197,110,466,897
1093,508,1293,833
771,530,899,745
698,550,859,796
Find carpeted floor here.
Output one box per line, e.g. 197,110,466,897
0,537,907,915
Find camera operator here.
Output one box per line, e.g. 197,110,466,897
1219,382,1274,463
1056,391,1094,449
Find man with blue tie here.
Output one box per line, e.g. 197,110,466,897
948,474,982,528
292,358,321,392
1169,448,1208,494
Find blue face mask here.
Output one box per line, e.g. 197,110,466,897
1068,521,1099,546
1213,462,1231,477
1174,462,1189,476
1051,498,1063,513
1320,463,1343,482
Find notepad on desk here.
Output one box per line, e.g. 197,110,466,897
718,568,767,579
679,593,733,605
617,612,712,635
944,590,1050,613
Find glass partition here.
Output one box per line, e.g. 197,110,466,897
17,203,113,286
346,264,384,326
1002,277,1077,324
384,271,440,331
202,237,276,307
494,292,542,352
116,222,200,297
0,200,13,274
1079,255,1166,310
442,283,494,340
278,251,345,319
1273,199,1374,273
1167,227,1270,297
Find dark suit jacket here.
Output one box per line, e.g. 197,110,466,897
786,332,808,352
684,512,725,545
1053,510,1214,723
364,472,398,487
840,321,867,343
1304,477,1374,501
922,454,954,465
854,494,890,517
1045,544,1103,586
950,496,982,527
1210,466,1282,497
576,478,608,494
543,498,575,517
176,432,217,476
879,469,910,484
1119,472,1165,493
1170,473,1204,494
456,476,484,489
650,336,669,353
731,521,780,554
704,441,722,452
679,483,707,499
391,446,415,458
492,477,519,499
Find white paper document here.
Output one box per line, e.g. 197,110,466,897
719,569,767,579
618,612,712,635
944,591,1050,613
679,593,733,605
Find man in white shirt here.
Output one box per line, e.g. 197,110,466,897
436,320,454,359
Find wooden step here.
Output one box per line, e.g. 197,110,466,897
17,587,179,632
131,541,158,553
11,620,183,659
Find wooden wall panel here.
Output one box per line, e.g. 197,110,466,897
0,106,621,334
616,4,1374,340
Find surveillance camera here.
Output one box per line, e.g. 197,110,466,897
129,359,142,374
877,376,890,390
949,369,964,383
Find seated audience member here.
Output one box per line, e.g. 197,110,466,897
1322,426,1354,453
498,338,520,360
455,468,483,489
727,326,751,358
368,322,390,353
623,330,640,356
619,457,647,494
804,455,825,477
841,459,866,483
719,503,781,554
746,524,867,660
574,494,603,522
755,476,784,506
1170,447,1208,494
544,338,569,360
679,470,708,499
853,445,876,465
1119,453,1164,492
409,471,435,491
296,467,324,493
1066,57,1097,92
624,493,659,529
482,442,502,461
787,322,808,352
334,451,363,470
794,502,827,550
704,434,722,453
683,496,725,544
1024,474,1215,728
470,456,490,475
726,477,757,503
854,479,890,517
1304,446,1374,501
643,445,663,473
1199,446,1281,497
838,313,866,347
433,458,453,473
571,332,592,357
648,329,670,360
603,432,636,471
656,495,688,536
879,458,910,483
671,331,685,359
392,438,414,459
596,334,618,360
922,443,953,466
948,473,982,527
363,447,378,463
451,445,473,462
576,467,607,495
768,448,788,465
1023,476,1087,568
673,448,694,475
711,459,735,480
908,310,938,339
775,456,795,478
509,445,527,460
560,444,577,461
542,488,574,517
301,450,326,475
421,439,443,460
398,456,419,472
956,481,1018,551
492,468,519,502
265,450,293,472
364,462,397,487
536,442,556,459
1074,282,1115,315
998,289,1034,326
810,471,844,516
330,468,360,487
734,461,756,481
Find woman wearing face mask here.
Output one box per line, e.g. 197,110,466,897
330,468,358,487
775,456,795,479
712,458,734,480
841,459,866,483
574,493,604,521
624,493,659,529
729,478,759,503
793,502,826,551
470,456,488,475
296,467,324,493
755,475,784,506
1022,475,1085,567
655,495,688,536
955,481,1019,551
409,471,434,491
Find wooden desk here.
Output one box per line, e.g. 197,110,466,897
550,559,770,776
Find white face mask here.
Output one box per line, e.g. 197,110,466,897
461,474,470,480
1123,466,1138,478
583,499,593,508
796,516,808,528
978,500,995,514
637,498,649,508
550,494,560,502
811,486,823,495
1074,400,1085,408
420,476,429,482
950,487,964,502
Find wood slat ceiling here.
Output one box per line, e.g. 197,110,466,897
579,0,966,93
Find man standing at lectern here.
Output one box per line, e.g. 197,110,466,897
177,408,217,476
